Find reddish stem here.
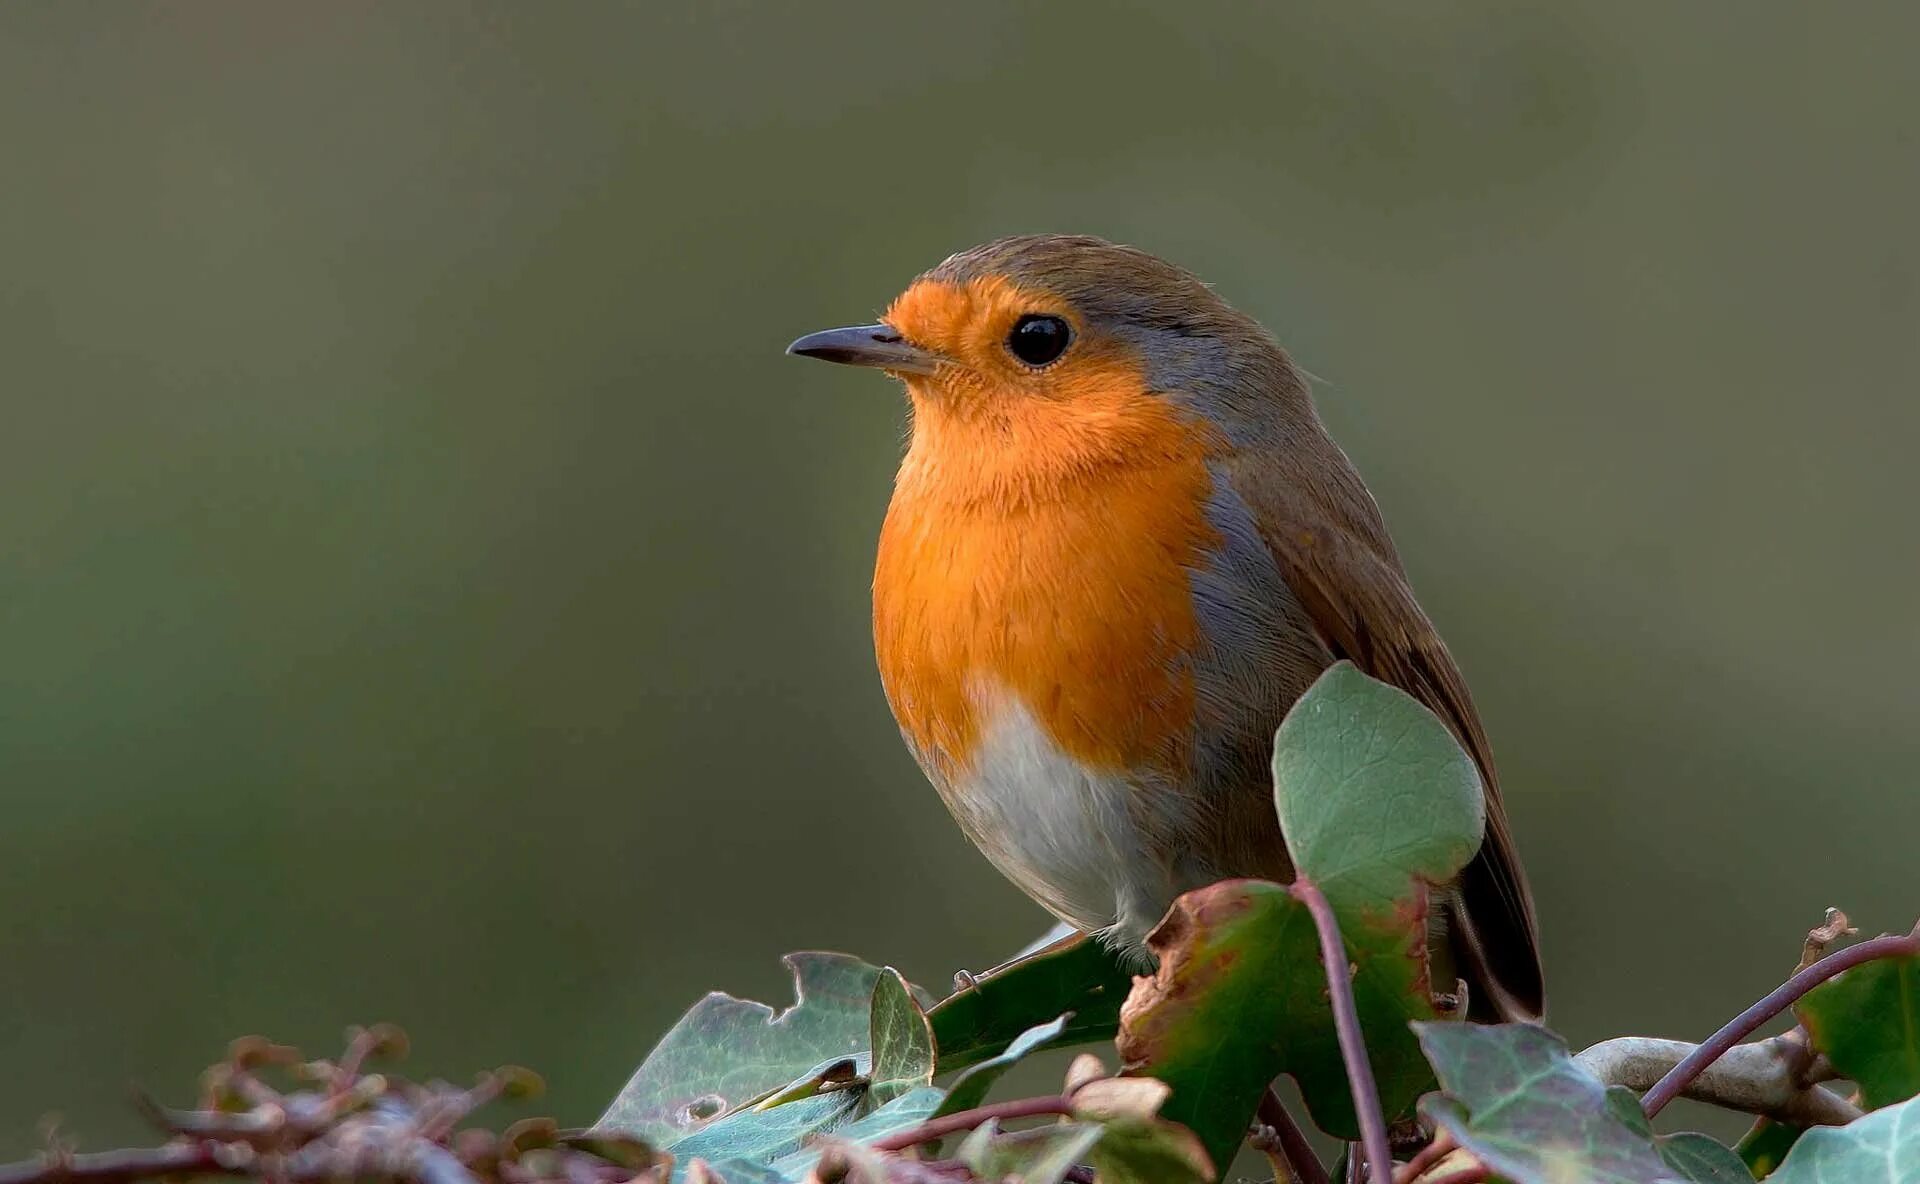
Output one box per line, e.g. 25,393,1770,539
866,1094,1075,1153
1291,876,1394,1184
1642,921,1920,1118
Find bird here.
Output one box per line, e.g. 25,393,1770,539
786,234,1543,1022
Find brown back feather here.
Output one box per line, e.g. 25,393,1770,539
1225,443,1546,1023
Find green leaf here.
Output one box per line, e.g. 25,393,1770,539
831,1084,947,1143
868,967,935,1104
596,952,888,1145
1660,1132,1761,1184
751,1054,866,1109
928,933,1135,1074
1271,662,1485,901
1737,1118,1803,1178
1118,662,1484,1158
669,1074,945,1182
666,1091,861,1171
1086,1117,1215,1184
955,1115,1212,1184
653,976,945,1181
1415,1022,1681,1184
934,1015,1070,1119
1800,951,1920,1110
1606,1087,1755,1183
768,1085,946,1179
958,1120,1105,1184
1766,1092,1920,1183
1115,879,1314,1164
675,1157,787,1184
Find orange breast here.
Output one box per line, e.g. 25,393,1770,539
873,376,1222,778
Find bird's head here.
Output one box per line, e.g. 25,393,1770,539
787,236,1313,471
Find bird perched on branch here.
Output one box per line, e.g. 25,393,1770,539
788,235,1543,1022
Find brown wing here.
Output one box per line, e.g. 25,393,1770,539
1229,454,1546,1022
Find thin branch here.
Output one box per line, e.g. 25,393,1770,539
1291,876,1393,1184
332,1024,407,1095
1578,1034,1859,1126
866,1095,1075,1154
0,1146,231,1184
1256,1088,1330,1184
0,1029,645,1184
1641,920,1920,1118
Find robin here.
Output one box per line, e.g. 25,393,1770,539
787,235,1543,1022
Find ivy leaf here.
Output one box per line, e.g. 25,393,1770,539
1271,663,1485,906
868,968,935,1105
750,1055,867,1109
768,1085,947,1180
1415,1022,1683,1184
933,1015,1070,1119
1086,1116,1215,1184
957,1113,1213,1184
958,1120,1105,1184
677,1157,786,1184
1606,1086,1755,1183
1118,662,1483,1161
666,1081,949,1181
1115,878,1311,1166
929,933,1135,1074
1659,1133,1763,1184
1737,1118,1803,1178
653,977,945,1182
596,952,888,1145
1800,951,1920,1110
665,1091,860,1172
828,1084,947,1143
1766,1092,1920,1183
1270,662,1484,1128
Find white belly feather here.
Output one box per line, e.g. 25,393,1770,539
941,686,1182,944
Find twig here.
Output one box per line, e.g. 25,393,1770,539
1578,1034,1858,1126
1641,920,1920,1118
1291,875,1394,1184
866,1095,1075,1153
1256,1088,1330,1184
0,1146,232,1184
1799,909,1856,974
0,1030,641,1184
127,1098,286,1147
333,1025,407,1095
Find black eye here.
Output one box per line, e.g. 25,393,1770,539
1007,314,1070,366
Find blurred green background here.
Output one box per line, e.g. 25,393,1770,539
2,0,1916,1158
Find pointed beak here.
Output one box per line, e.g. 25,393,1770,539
785,324,941,376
